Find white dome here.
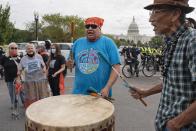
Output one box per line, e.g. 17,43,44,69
127,17,139,35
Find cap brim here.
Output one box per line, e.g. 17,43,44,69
144,4,195,14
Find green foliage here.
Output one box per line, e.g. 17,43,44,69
148,36,164,48
118,39,129,46
137,40,143,47
11,29,33,42
104,34,121,47
130,40,135,46
24,13,85,42
42,13,65,28
25,13,86,42
0,4,14,45
42,26,65,42
61,15,85,42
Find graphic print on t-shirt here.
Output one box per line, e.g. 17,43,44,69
49,60,56,68
78,48,99,74
27,60,40,73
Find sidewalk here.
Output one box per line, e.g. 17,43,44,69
0,80,25,131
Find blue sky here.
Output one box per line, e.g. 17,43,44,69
1,0,196,36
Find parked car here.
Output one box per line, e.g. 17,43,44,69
55,43,73,60
17,43,27,57
30,41,45,46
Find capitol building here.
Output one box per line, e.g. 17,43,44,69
114,17,152,44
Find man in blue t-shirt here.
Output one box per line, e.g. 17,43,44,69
70,17,121,97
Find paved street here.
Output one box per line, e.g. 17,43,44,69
0,69,162,131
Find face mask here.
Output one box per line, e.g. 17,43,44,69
10,51,17,57
27,52,35,57
51,49,56,54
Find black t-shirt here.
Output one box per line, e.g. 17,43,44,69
0,56,20,82
48,55,65,76
131,47,138,58
125,47,131,58
0,50,4,57
40,52,49,65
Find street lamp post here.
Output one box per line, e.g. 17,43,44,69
70,21,75,43
34,13,39,41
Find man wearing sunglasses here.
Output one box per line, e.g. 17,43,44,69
71,17,121,98
130,0,196,131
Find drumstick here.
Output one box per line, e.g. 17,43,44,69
89,92,115,102
87,87,115,102
98,52,147,107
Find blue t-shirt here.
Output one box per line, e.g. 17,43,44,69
72,36,121,96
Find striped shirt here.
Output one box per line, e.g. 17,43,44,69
155,26,196,131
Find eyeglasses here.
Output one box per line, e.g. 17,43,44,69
85,24,98,29
10,47,18,50
149,9,171,16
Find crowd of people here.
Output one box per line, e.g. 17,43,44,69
0,0,196,130
0,41,67,109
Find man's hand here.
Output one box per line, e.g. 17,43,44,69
129,87,149,99
15,76,21,84
101,87,110,97
166,117,181,131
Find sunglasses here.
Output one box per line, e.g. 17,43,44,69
10,47,18,50
85,24,98,29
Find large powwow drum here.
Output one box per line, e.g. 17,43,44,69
25,94,115,131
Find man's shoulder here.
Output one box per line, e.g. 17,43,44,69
101,35,113,41
75,37,87,42
99,36,116,47
190,28,196,36
185,28,196,38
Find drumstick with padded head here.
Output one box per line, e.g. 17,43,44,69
97,52,147,107
87,87,115,102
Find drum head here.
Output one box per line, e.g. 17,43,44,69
26,94,114,130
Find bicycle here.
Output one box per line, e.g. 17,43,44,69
122,55,158,78
122,59,139,78
141,55,157,77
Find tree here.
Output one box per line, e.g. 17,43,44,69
11,29,33,42
25,14,86,42
26,21,43,40
148,36,164,48
118,39,128,46
41,14,85,42
130,40,135,46
0,4,14,45
64,15,85,41
137,40,143,47
42,26,65,42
